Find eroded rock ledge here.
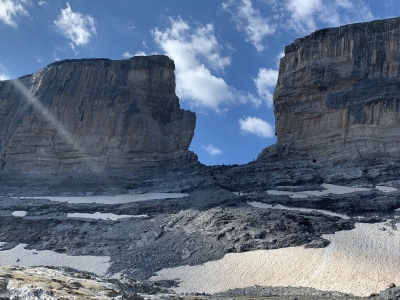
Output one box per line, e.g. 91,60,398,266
0,55,197,172
261,17,400,164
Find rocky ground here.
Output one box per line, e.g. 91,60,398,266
0,161,400,299
1,265,385,300
0,188,357,279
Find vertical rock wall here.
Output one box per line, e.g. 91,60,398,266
0,55,197,172
260,17,400,163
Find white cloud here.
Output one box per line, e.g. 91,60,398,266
0,0,30,27
239,116,274,138
222,0,275,52
0,72,10,80
152,16,236,113
134,50,147,56
203,144,222,155
286,0,322,33
285,0,373,34
152,17,263,113
38,0,46,6
54,2,96,46
122,51,147,59
253,68,278,107
224,0,374,38
122,51,133,59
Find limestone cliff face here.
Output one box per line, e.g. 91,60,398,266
0,55,197,172
260,17,400,163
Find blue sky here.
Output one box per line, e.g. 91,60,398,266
0,0,398,165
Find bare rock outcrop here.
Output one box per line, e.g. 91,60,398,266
0,55,197,172
260,17,400,164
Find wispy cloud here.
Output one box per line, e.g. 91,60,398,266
225,0,374,38
69,42,78,55
0,72,10,80
34,55,42,63
203,144,222,155
253,68,278,107
285,0,374,34
222,0,276,52
127,20,135,30
0,0,30,27
52,46,65,61
239,116,274,138
54,2,96,46
122,51,147,59
133,50,147,56
122,51,133,59
38,0,46,6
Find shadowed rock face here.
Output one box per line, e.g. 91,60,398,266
260,17,400,164
0,55,197,172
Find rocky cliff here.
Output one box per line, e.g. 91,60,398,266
0,55,197,172
260,17,400,164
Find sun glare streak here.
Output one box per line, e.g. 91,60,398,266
16,78,85,154
0,61,83,154
12,78,83,150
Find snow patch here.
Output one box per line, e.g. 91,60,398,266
0,243,110,276
247,202,349,219
375,186,398,192
264,184,397,199
67,212,147,220
12,211,27,217
18,193,188,204
151,222,400,297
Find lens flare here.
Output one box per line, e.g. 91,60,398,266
0,61,89,168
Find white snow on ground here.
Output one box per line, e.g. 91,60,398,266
11,211,27,217
0,244,110,276
247,202,350,219
266,184,396,198
18,193,188,204
67,212,147,220
151,222,400,296
375,185,398,192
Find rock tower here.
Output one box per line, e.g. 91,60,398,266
0,55,196,172
260,17,400,163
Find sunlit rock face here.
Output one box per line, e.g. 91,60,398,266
0,55,197,172
260,17,400,163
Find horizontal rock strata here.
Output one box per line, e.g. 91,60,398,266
260,17,400,164
0,55,196,172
